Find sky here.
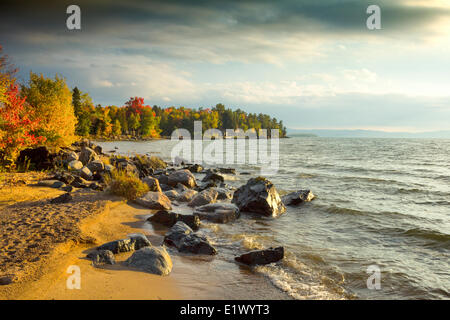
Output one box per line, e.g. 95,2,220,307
1,0,450,132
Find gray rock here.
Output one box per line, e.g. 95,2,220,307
36,180,62,188
68,160,83,171
64,151,79,162
61,185,74,192
50,193,73,204
163,221,193,248
215,187,233,200
194,203,240,223
87,250,115,265
232,177,286,217
86,160,105,173
79,147,98,165
125,246,172,276
164,189,179,200
186,164,203,173
104,164,114,172
135,192,172,211
148,210,200,231
76,166,93,180
179,234,217,255
235,247,284,265
164,222,216,255
282,190,315,206
202,171,225,183
188,188,218,207
168,169,197,188
177,189,198,202
97,233,151,254
142,176,162,193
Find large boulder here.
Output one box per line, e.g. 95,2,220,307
188,188,218,207
87,250,116,265
235,247,284,265
86,160,105,173
97,233,151,254
168,169,197,188
177,189,198,202
135,192,172,211
148,210,200,231
163,222,216,255
142,176,162,193
282,190,315,206
232,177,286,217
194,203,240,224
125,246,172,276
79,147,98,165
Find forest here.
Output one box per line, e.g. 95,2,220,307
0,45,287,168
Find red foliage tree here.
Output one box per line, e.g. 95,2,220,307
0,83,46,165
125,97,149,115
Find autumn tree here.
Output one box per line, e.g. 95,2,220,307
21,73,77,147
0,84,45,167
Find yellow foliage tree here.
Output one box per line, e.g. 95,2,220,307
21,73,77,147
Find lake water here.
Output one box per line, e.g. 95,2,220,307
97,137,450,300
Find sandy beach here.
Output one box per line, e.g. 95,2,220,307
0,176,181,300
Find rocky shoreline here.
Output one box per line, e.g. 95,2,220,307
1,139,315,295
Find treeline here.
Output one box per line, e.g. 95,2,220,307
0,44,286,168
73,88,287,139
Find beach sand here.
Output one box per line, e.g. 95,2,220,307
0,176,181,300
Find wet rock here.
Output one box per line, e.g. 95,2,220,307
68,160,83,171
282,190,315,206
188,188,218,207
168,169,197,188
50,193,73,204
87,250,116,265
215,187,233,200
179,234,217,255
148,210,179,227
177,189,198,202
125,246,172,276
135,192,172,211
97,233,151,254
194,203,240,224
235,247,284,265
164,222,216,255
202,171,225,183
148,210,200,231
79,147,98,165
142,176,162,193
164,189,179,200
217,168,236,174
232,177,286,217
185,164,203,173
86,160,105,173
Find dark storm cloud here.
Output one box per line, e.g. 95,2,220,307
1,0,449,37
